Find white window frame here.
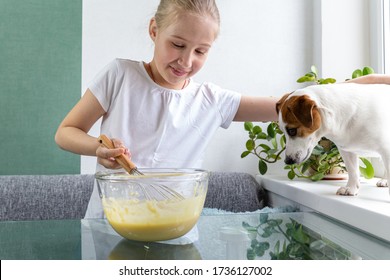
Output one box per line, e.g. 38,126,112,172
367,0,389,178
384,0,390,73
370,0,390,74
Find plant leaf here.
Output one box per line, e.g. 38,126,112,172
352,69,362,79
258,159,268,175
259,144,271,151
246,140,255,151
260,213,269,224
305,72,316,78
254,247,266,257
244,122,253,131
310,172,324,181
274,240,280,254
270,137,278,149
261,228,273,238
321,78,336,84
258,242,270,251
297,75,315,83
267,123,276,138
301,160,312,174
247,249,256,260
292,225,310,244
310,65,318,76
242,221,257,232
253,125,262,134
280,134,286,148
359,157,375,179
256,132,268,140
362,66,375,76
288,170,296,180
241,151,251,158
267,219,283,227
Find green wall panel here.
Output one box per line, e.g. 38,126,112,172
0,0,82,174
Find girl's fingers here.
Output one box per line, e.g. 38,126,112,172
96,145,124,159
97,156,122,169
111,138,132,159
96,137,131,169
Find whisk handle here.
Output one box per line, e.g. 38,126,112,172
97,134,138,174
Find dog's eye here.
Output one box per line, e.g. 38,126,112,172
286,127,297,137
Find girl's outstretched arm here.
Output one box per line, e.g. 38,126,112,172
346,74,390,84
233,95,279,122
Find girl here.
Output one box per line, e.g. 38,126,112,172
55,0,278,221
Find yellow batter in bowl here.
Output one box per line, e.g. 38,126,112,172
102,189,206,241
96,169,209,242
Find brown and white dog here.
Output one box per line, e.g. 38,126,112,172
276,83,390,196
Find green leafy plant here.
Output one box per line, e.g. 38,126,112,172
241,65,375,181
351,66,375,79
241,122,285,175
284,138,346,181
243,213,352,260
296,65,336,84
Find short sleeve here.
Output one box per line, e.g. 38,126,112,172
88,59,119,112
205,83,242,129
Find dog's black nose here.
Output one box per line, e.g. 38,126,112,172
285,156,296,165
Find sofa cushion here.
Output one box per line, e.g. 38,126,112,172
205,172,267,212
0,174,94,220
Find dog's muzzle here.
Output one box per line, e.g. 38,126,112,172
284,149,311,165
284,156,296,165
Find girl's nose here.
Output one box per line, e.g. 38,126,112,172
178,52,192,68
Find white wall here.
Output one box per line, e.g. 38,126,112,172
81,0,371,176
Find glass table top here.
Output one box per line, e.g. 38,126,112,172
1,211,390,260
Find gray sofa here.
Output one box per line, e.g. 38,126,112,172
0,172,267,221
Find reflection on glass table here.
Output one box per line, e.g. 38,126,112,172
81,212,390,260
1,212,390,260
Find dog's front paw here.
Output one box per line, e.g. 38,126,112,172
336,186,358,196
376,179,388,188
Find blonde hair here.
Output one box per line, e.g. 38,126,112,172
154,0,220,36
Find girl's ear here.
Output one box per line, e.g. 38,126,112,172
149,18,158,41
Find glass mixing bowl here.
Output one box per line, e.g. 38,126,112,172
95,168,209,242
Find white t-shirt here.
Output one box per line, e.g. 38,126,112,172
85,58,241,225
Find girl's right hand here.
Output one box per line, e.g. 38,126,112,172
96,138,132,170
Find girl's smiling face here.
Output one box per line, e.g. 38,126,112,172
149,12,218,90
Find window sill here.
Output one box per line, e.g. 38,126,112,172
256,175,390,242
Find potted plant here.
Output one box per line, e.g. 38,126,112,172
241,66,375,181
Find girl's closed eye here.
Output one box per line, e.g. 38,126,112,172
196,49,208,55
172,42,208,55
172,42,184,48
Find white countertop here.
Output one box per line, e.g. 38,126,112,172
257,175,390,242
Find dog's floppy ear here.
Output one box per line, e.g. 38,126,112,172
287,95,317,129
276,92,293,114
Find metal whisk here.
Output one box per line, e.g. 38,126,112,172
98,134,184,201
